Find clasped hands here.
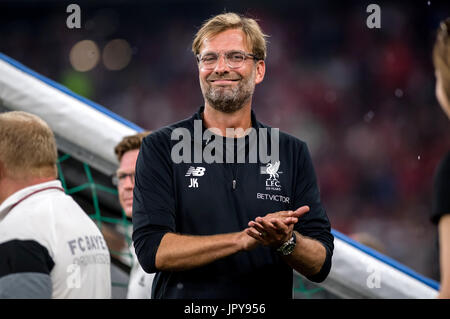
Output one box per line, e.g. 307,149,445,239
241,206,310,250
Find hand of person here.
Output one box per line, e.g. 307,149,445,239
245,206,310,248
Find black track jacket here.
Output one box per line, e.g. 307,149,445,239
132,106,334,299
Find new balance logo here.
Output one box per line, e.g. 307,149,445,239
185,166,206,177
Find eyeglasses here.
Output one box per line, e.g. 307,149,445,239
112,172,135,186
196,50,257,70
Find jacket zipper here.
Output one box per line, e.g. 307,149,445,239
232,164,238,190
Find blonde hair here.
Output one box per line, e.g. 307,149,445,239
192,12,268,61
0,111,58,179
433,18,450,102
114,131,151,162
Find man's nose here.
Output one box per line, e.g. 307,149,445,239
213,54,229,74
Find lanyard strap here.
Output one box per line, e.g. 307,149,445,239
9,186,65,211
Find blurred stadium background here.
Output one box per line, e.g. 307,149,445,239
1,0,449,296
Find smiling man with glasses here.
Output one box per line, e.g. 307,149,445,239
132,12,333,299
196,27,265,116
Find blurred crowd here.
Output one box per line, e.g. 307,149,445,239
1,0,449,279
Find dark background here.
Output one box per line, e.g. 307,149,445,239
1,0,449,281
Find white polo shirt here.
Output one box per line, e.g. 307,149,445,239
114,224,154,299
0,180,111,298
127,243,155,299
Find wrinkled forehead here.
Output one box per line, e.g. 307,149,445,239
199,29,251,55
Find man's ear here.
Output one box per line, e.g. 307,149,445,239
255,60,265,85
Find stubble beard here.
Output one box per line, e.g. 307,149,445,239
202,70,256,114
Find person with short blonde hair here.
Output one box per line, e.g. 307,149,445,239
133,12,333,299
0,111,58,179
431,17,450,299
0,111,111,299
